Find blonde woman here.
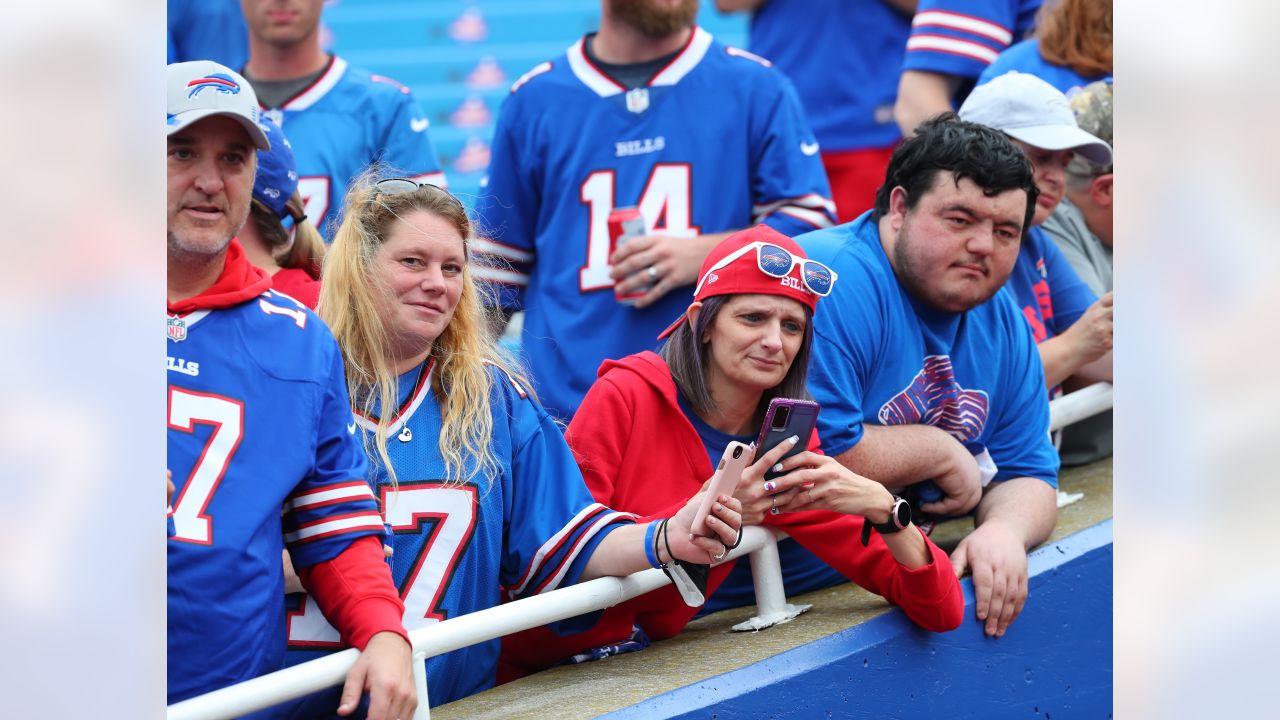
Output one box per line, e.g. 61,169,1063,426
280,170,743,710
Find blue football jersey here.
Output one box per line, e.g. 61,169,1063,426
903,0,1042,82
260,55,445,240
472,27,836,420
747,0,910,152
978,39,1112,96
284,360,632,707
798,213,1059,487
167,289,382,705
1005,225,1098,345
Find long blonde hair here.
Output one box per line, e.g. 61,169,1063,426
318,167,529,487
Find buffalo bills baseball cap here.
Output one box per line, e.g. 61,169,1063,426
253,117,299,220
167,60,270,151
958,71,1112,166
656,225,832,340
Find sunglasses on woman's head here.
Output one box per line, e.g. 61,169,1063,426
368,177,464,213
694,241,837,298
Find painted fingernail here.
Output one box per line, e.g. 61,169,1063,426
772,463,784,473
763,481,776,493
788,435,800,444
713,503,722,512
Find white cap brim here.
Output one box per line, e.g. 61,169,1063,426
1005,124,1112,166
167,108,270,151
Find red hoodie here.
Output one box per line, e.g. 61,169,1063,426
500,352,963,679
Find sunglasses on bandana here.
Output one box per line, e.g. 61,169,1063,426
368,177,464,213
693,241,838,297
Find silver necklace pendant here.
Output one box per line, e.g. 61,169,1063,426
398,426,413,443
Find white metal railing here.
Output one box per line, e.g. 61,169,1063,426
1049,381,1112,432
168,383,1114,720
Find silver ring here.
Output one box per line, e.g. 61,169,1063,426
713,546,727,561
646,265,659,282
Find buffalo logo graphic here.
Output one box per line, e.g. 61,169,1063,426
186,73,241,99
878,355,989,442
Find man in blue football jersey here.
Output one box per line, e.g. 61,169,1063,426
472,0,837,421
894,0,1043,136
240,0,444,239
798,115,1059,638
714,0,915,221
166,60,415,719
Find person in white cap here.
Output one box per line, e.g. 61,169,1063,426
959,71,1114,400
166,60,416,720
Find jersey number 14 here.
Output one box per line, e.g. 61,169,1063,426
578,165,701,292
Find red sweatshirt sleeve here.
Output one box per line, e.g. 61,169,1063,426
771,510,964,632
298,535,409,650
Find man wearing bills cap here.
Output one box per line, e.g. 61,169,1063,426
797,114,1060,638
166,60,415,719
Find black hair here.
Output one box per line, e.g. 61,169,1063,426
873,113,1040,237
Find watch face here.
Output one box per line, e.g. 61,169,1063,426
892,498,911,529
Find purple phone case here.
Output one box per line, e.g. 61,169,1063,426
756,398,819,481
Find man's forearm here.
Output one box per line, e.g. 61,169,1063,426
832,424,961,491
894,71,961,137
974,476,1057,549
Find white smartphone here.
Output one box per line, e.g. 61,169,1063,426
690,440,752,537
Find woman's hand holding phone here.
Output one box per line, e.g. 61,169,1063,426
759,450,895,521
735,435,806,524
667,490,744,565
691,441,752,535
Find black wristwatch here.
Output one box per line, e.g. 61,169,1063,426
860,496,913,546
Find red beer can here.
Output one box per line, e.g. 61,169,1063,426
609,206,650,304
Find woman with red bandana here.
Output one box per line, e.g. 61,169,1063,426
500,225,964,680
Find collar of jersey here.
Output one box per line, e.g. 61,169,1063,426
567,26,712,97
262,55,347,112
353,357,435,434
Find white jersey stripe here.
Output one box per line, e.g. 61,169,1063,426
287,483,375,511
752,192,837,217
912,11,1012,46
474,238,535,263
567,38,623,98
771,206,834,230
473,266,530,287
532,510,636,595
281,56,348,111
650,27,713,87
906,35,1000,64
284,512,384,543
511,503,609,597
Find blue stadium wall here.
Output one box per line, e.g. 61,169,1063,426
604,520,1113,720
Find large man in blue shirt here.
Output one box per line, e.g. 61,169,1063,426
798,115,1059,638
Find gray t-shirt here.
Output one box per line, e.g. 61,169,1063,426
1041,197,1113,466
1042,198,1112,295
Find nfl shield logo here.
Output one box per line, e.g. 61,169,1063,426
168,316,187,342
625,88,650,114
